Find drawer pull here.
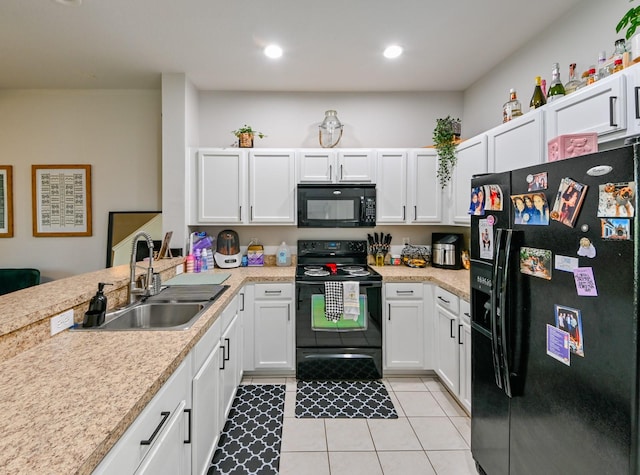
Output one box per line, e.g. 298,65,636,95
140,411,170,446
438,296,451,305
264,290,282,295
396,290,414,295
636,86,640,120
463,312,471,318
184,408,192,444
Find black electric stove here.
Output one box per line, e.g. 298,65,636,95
295,240,382,283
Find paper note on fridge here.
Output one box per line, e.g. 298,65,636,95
555,254,579,272
546,324,571,366
573,267,598,296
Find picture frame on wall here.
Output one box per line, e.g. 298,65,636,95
31,164,92,237
0,166,13,238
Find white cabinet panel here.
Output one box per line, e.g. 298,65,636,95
249,150,296,223
337,150,376,182
297,150,335,183
252,283,294,370
408,149,441,223
448,135,488,225
435,305,459,394
376,150,407,223
487,110,545,173
197,149,246,223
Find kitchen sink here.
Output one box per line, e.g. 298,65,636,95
98,301,210,330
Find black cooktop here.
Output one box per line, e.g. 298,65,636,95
296,240,381,282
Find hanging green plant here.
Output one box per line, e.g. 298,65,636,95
433,116,461,188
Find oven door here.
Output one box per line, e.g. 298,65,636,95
297,184,376,228
295,280,382,380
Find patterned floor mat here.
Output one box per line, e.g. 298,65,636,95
295,380,398,419
208,384,285,475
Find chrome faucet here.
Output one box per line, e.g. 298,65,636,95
129,231,155,304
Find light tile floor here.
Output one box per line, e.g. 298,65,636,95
240,376,476,475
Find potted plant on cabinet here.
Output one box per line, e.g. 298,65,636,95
232,125,266,148
433,116,461,188
616,0,640,61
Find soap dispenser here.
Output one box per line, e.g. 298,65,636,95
83,282,112,328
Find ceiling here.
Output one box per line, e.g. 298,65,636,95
1,0,585,92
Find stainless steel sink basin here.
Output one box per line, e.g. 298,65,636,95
96,301,212,331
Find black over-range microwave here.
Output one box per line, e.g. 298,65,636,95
297,184,376,228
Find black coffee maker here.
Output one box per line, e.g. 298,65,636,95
431,233,463,269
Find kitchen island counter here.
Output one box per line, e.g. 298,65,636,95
0,264,467,474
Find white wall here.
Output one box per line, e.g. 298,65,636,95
0,90,161,281
463,0,628,137
198,91,463,148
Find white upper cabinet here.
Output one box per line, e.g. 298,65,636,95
196,149,247,224
376,150,407,224
297,149,375,183
545,72,627,145
446,135,488,226
248,150,296,224
408,149,442,223
625,65,640,138
487,109,545,173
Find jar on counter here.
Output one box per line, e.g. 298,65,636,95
391,255,401,266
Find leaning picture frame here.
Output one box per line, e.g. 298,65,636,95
0,166,13,238
32,164,92,237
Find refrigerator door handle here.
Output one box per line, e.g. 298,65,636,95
490,228,504,390
499,229,513,398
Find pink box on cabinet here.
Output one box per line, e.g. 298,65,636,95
547,133,598,162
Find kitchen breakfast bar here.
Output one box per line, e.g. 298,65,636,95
0,260,468,474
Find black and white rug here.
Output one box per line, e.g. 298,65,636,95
295,380,398,419
208,384,285,475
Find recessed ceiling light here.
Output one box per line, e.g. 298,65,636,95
383,45,403,59
264,44,283,59
52,0,82,5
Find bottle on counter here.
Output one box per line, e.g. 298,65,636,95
186,254,195,273
547,62,566,102
597,50,609,80
613,58,624,73
529,76,547,110
502,88,523,123
194,249,201,273
586,66,597,85
276,241,292,266
564,63,581,95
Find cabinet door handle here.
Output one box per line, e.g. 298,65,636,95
340,164,344,180
250,206,253,220
240,293,245,311
183,408,192,444
458,324,463,345
450,319,455,339
140,411,170,446
609,96,618,127
635,86,640,119
224,338,230,361
239,206,242,221
265,290,282,295
414,205,417,220
329,164,332,180
402,205,406,221
220,345,226,370
287,303,290,321
388,303,391,321
438,296,451,305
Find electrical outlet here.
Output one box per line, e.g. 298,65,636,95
402,237,410,245
51,309,74,336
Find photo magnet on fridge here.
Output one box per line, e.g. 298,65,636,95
527,172,548,191
597,182,635,218
478,219,494,260
546,324,571,366
519,247,552,280
511,193,550,225
573,267,598,297
469,186,485,216
600,218,632,240
550,177,588,228
555,305,584,357
485,185,503,211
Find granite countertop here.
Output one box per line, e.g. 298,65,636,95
0,264,468,475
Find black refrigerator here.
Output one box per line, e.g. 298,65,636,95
470,143,639,475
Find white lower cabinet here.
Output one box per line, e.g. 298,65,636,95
434,286,471,412
219,296,242,424
191,318,222,475
252,283,294,370
384,283,424,370
93,359,191,475
458,300,472,413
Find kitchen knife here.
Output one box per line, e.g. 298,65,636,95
367,234,374,247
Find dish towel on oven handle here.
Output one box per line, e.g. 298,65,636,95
324,281,343,322
342,281,360,321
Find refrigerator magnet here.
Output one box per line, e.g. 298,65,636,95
597,182,635,218
546,324,571,366
519,247,552,280
577,237,596,258
478,219,494,259
600,218,632,240
554,305,584,357
554,254,579,272
527,172,548,191
573,267,598,297
485,185,503,211
550,177,588,228
511,193,550,225
469,186,485,216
